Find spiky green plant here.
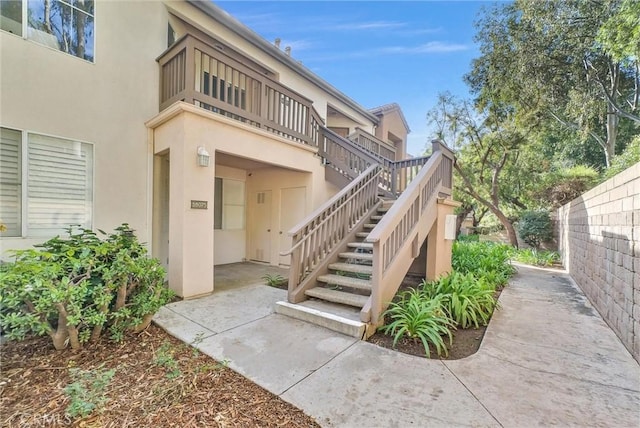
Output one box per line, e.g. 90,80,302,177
422,272,498,329
379,290,454,357
452,241,515,287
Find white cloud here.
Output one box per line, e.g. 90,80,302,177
376,41,469,54
329,21,407,31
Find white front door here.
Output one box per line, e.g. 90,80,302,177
249,190,272,263
279,186,306,266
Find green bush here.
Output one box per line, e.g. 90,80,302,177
604,135,640,180
380,289,454,357
421,272,498,329
517,211,553,249
378,241,516,356
456,234,480,243
64,365,115,418
538,165,599,208
452,241,515,287
512,248,560,267
0,225,173,350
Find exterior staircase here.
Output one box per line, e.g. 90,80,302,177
276,129,455,339
303,201,391,308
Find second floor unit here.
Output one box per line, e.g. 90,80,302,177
1,0,408,162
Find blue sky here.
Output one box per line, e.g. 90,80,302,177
217,1,495,156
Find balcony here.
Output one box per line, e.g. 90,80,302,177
157,34,319,147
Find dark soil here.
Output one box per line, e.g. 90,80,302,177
368,323,488,360
367,275,502,360
0,324,319,428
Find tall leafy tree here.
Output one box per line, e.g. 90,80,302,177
428,93,532,247
467,0,639,167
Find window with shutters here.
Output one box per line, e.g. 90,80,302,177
0,127,93,238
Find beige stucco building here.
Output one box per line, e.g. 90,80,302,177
1,0,456,334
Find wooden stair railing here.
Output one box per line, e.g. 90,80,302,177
348,127,396,161
361,141,454,324
317,125,432,195
281,165,383,302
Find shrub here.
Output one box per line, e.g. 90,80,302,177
0,225,173,350
262,273,287,288
452,241,515,287
539,165,600,208
604,135,640,180
517,211,553,249
421,273,498,329
512,248,560,267
456,234,480,243
379,289,454,357
64,365,115,418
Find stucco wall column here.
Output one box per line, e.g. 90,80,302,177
425,199,459,281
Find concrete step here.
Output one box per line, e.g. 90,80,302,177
305,287,369,308
274,301,365,338
371,215,384,221
377,207,390,213
363,223,377,229
347,242,373,250
355,232,370,239
317,274,372,292
339,252,373,261
328,263,373,275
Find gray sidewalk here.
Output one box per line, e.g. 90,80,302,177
154,265,640,427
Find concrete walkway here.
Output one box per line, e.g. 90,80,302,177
154,265,640,427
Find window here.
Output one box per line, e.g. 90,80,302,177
0,127,94,237
1,0,95,62
214,177,245,230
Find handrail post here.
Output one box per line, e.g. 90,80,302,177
288,235,303,301
391,163,397,195
183,37,196,105
431,139,455,194
369,240,383,324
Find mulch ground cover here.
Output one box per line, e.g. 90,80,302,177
0,324,319,428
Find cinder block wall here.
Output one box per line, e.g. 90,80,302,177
557,162,639,362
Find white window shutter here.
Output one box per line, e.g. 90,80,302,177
0,128,22,237
27,134,93,236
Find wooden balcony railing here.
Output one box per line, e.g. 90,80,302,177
348,128,396,161
158,34,315,146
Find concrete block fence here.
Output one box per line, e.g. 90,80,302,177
557,162,640,362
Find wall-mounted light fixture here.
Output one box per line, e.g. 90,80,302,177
197,146,210,167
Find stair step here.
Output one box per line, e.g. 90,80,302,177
356,232,370,238
317,274,372,292
328,263,373,275
274,301,365,338
347,242,373,250
305,287,369,308
371,215,384,221
339,252,373,261
377,207,390,213
363,223,377,229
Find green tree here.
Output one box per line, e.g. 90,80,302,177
467,0,639,168
428,93,530,247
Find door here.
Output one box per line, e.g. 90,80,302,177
279,186,306,265
249,190,272,262
158,155,170,271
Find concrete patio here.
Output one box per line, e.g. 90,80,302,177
154,263,640,427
